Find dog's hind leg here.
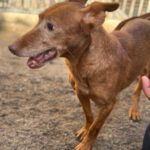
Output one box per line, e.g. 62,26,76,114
129,64,150,121
128,78,142,121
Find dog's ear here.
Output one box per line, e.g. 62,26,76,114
66,0,88,5
81,2,119,25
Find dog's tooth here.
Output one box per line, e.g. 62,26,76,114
31,60,38,66
49,50,54,54
44,54,50,60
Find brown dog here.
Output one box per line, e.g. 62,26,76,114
8,0,150,150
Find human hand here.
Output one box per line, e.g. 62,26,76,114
142,76,150,99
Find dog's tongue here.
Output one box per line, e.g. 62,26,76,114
27,50,56,69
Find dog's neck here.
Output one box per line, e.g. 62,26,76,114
65,26,113,66
87,26,116,64
90,27,111,51
64,35,91,66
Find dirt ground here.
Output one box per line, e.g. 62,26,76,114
0,15,150,150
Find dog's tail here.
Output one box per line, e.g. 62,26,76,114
115,13,150,30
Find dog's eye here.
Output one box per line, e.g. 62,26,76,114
47,23,53,31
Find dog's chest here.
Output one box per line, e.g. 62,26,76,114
73,70,90,95
73,63,111,96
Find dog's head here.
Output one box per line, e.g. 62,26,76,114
8,0,119,69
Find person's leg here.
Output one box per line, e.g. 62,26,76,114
142,124,150,150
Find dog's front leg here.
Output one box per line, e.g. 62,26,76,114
75,101,115,150
76,93,94,141
68,74,94,140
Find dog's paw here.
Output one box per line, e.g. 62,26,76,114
76,127,88,141
128,107,140,121
75,142,92,150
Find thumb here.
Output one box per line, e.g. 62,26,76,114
141,76,150,99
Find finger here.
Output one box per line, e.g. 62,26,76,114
141,76,150,98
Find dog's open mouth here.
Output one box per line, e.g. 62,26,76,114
27,49,57,69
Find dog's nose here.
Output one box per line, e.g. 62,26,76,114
8,44,17,54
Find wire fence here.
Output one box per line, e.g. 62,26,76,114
0,0,150,17
113,0,150,17
0,0,61,13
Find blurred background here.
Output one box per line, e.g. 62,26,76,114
0,0,150,17
0,0,150,33
0,0,150,150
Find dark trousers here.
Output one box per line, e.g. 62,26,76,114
142,124,150,150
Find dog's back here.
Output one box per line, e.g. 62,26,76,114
115,13,150,71
115,13,150,30
121,18,150,47
111,18,150,89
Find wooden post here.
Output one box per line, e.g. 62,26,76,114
138,0,144,15
122,0,128,13
129,0,136,17
21,0,24,7
147,0,150,12
49,0,56,5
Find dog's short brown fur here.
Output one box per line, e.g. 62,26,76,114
9,1,150,149
115,12,150,30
